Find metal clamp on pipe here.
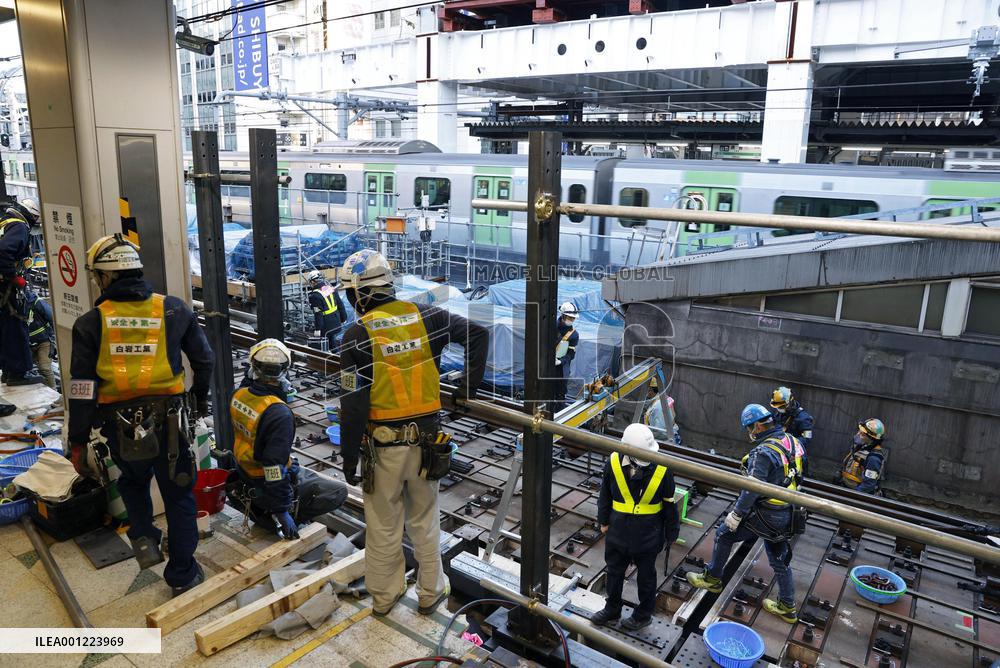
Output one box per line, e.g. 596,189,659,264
479,578,672,668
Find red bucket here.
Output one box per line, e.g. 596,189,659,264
194,468,229,514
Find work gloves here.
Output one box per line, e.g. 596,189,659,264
313,329,322,337
68,442,92,477
272,511,300,540
342,455,361,487
555,357,562,366
724,511,743,532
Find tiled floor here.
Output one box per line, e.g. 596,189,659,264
0,386,474,668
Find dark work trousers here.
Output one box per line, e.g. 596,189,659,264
226,467,348,532
604,542,659,621
0,308,31,377
324,325,340,351
106,421,199,588
553,363,571,414
706,510,795,607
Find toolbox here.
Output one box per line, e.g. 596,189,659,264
29,479,108,541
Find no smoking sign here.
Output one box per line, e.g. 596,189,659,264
57,245,78,287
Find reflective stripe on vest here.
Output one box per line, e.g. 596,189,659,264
361,300,441,422
26,307,46,339
96,295,185,404
316,284,338,316
609,452,668,515
230,387,289,478
758,435,803,506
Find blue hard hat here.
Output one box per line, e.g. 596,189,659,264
741,403,773,428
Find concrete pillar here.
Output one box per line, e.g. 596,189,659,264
16,0,190,387
417,80,457,152
760,61,814,164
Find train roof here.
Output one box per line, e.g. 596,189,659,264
616,158,1000,181
269,151,616,170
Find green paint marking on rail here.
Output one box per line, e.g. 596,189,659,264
473,166,514,176
78,653,116,668
927,180,1000,198
126,568,161,595
682,170,741,187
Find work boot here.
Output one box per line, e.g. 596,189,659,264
590,607,621,626
417,584,450,616
5,373,43,386
0,402,15,418
131,536,165,570
372,585,408,618
621,614,651,631
686,570,723,593
170,562,205,598
763,598,798,623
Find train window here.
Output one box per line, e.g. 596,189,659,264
618,187,648,227
965,287,1000,337
414,177,451,208
841,284,924,329
304,172,348,204
771,195,877,236
567,184,586,223
765,291,838,318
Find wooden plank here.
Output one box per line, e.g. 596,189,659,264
195,549,367,656
146,522,327,635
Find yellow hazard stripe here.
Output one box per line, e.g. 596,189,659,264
270,607,371,668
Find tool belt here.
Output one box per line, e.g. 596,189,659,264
746,503,808,542
364,419,453,485
100,395,192,485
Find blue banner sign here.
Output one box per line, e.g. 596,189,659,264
232,0,268,91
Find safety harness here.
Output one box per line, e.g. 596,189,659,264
609,452,668,515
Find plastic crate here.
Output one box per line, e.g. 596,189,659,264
850,565,906,604
29,479,108,541
0,497,29,525
0,447,65,486
703,621,765,668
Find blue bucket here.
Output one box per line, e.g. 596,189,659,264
850,565,906,605
703,621,765,668
324,406,338,423
326,425,341,446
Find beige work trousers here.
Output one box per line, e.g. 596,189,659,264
363,444,448,613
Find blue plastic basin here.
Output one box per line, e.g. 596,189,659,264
703,621,765,668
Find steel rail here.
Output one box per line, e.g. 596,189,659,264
461,398,1000,565
479,579,674,668
21,517,92,628
470,198,1000,243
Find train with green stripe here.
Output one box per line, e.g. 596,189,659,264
7,145,998,267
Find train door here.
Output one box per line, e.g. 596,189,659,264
472,175,512,246
365,171,395,223
678,186,739,254
278,165,292,225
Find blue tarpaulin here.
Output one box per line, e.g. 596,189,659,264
224,225,364,280
484,278,622,326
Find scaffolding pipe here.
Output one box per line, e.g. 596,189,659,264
469,199,1000,243
460,398,1000,565
479,579,673,668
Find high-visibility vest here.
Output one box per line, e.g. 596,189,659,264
555,327,575,359
315,284,338,316
609,452,668,515
96,294,185,404
841,445,884,488
360,300,441,422
756,435,804,507
26,302,47,340
230,387,290,479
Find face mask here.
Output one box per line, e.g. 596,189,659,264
853,433,866,448
775,407,787,414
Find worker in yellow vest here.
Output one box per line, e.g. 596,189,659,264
338,249,488,618
67,234,214,597
306,270,346,350
224,338,347,537
594,424,678,630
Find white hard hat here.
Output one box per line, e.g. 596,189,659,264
337,249,394,290
19,197,40,219
559,301,579,319
620,423,659,466
249,338,292,382
86,234,143,273
306,270,323,284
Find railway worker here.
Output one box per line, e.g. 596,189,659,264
770,386,815,453
337,249,488,618
687,404,801,624
67,234,214,597
840,418,887,495
23,289,57,390
0,198,43,386
223,338,348,538
553,301,580,413
594,423,679,631
306,269,346,350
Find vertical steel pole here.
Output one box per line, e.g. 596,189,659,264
192,131,235,453
512,131,562,641
249,128,283,341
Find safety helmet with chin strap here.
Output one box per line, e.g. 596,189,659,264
619,423,659,466
559,301,579,320
248,338,292,384
86,234,143,274
337,249,394,292
306,269,323,285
